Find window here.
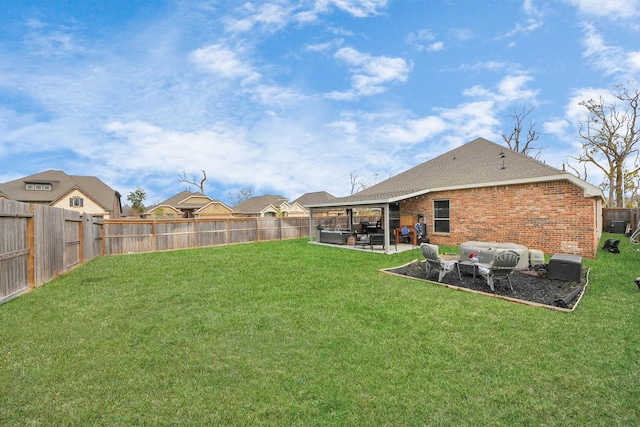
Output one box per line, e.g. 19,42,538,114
25,183,52,190
69,197,84,207
433,199,450,233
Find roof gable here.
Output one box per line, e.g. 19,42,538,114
159,190,208,206
0,170,119,211
234,194,288,214
293,191,336,206
196,201,233,214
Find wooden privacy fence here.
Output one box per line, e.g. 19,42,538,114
1,205,313,304
102,217,311,255
602,208,640,233
0,200,102,304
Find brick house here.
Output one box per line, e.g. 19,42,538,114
307,138,604,257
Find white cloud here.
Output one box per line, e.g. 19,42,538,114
462,74,538,105
449,28,474,41
189,44,261,82
496,74,539,102
464,61,513,72
304,39,343,52
23,19,87,57
427,41,444,52
223,2,293,33
375,116,448,144
579,23,640,85
407,29,443,52
543,119,569,136
501,19,543,38
626,51,640,74
226,0,388,29
329,0,388,17
564,0,640,19
301,0,388,20
328,47,411,98
499,0,545,40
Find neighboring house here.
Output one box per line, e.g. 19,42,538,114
0,170,122,218
293,191,343,217
233,194,308,218
307,137,604,258
144,191,233,219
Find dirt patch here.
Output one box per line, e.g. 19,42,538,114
383,260,589,311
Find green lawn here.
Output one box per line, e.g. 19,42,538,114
1,236,639,426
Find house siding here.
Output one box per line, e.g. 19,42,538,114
401,180,599,258
197,203,233,218
53,189,112,218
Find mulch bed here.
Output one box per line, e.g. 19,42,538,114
383,260,589,311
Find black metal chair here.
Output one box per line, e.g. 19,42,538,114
369,233,397,251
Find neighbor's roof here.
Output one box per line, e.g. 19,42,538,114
308,137,603,207
0,169,120,210
159,190,213,209
293,191,336,207
234,194,288,214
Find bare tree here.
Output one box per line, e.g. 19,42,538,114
502,107,541,158
569,84,640,207
227,187,254,206
350,171,368,195
565,161,589,180
179,170,207,194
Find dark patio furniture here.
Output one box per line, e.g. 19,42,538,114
369,233,397,251
319,230,354,245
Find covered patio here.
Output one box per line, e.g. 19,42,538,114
307,201,428,255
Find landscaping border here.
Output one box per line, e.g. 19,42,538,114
380,259,590,312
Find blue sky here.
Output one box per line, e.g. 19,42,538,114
1,0,639,206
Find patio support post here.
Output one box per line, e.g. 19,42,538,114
309,208,314,242
383,203,391,254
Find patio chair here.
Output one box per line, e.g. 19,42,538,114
474,249,520,291
369,233,398,251
420,243,457,282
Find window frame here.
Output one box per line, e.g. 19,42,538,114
69,197,84,208
433,199,450,234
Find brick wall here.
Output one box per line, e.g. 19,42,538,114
401,180,599,258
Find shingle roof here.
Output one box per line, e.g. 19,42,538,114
309,137,602,206
157,190,215,209
293,191,336,207
0,170,120,211
234,194,288,214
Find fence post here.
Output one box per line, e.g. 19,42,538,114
193,218,197,249
27,209,35,289
79,214,85,264
152,220,156,252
